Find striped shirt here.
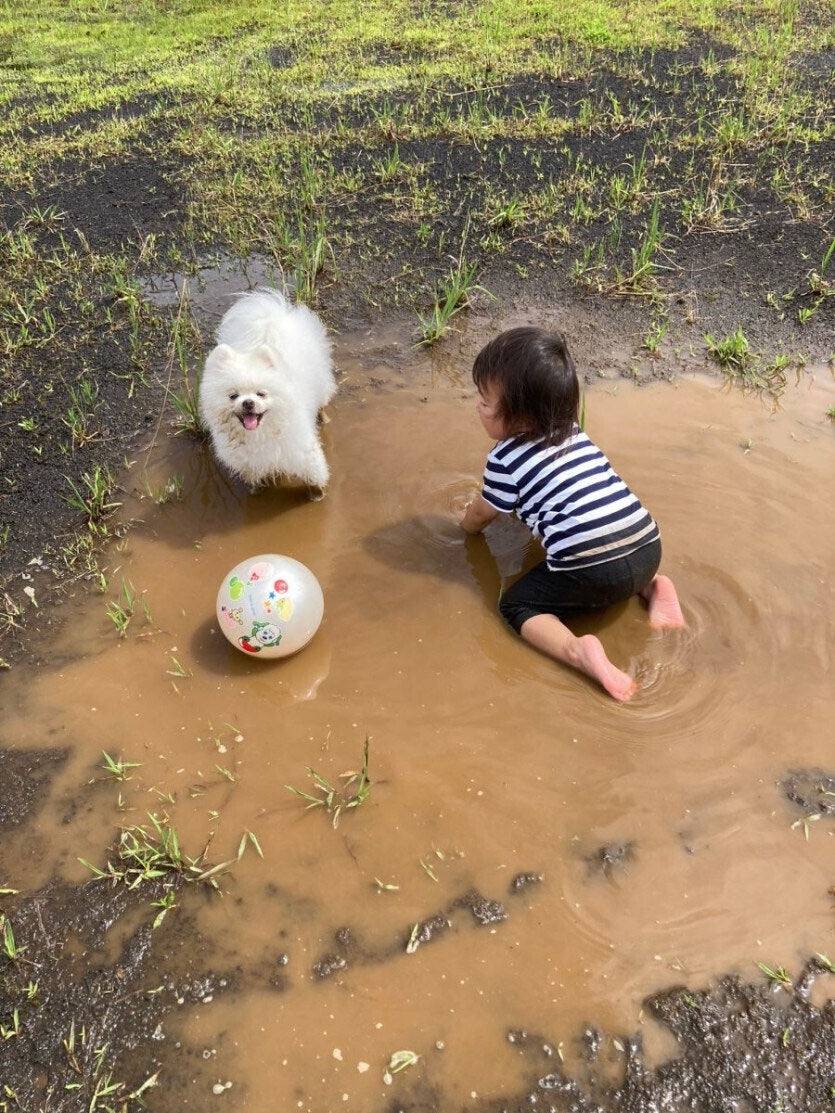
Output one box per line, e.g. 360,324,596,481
482,429,659,570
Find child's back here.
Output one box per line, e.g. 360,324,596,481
460,326,684,701
483,428,659,571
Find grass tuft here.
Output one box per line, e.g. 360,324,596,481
285,737,371,828
418,256,485,346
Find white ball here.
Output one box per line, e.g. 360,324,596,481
216,554,324,658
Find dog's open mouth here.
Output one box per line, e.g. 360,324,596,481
237,412,264,431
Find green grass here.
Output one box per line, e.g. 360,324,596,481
285,736,372,828
64,465,121,526
418,253,485,345
756,960,792,986
100,751,141,782
79,814,237,890
104,578,140,636
705,328,752,372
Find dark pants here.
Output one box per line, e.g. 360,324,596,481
499,538,662,633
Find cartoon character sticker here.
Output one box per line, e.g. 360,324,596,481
238,621,282,654
220,605,246,625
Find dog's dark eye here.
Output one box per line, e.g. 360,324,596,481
256,391,266,399
229,392,239,401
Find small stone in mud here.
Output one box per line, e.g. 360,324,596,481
780,768,835,815
457,889,508,926
406,912,451,953
582,1026,602,1061
276,952,289,966
586,841,636,877
312,953,348,980
510,872,544,894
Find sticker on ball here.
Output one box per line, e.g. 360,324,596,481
216,554,324,658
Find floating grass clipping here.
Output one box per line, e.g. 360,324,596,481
387,1049,420,1076
79,812,236,892
285,737,371,828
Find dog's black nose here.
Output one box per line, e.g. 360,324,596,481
241,398,255,412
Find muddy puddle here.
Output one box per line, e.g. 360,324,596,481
1,321,834,1111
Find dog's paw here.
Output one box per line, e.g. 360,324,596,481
307,485,326,502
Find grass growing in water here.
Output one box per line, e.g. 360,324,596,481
285,737,371,828
104,578,148,637
100,751,141,781
79,812,234,891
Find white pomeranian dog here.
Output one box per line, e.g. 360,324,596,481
199,289,336,492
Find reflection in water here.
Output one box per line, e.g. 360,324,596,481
1,345,834,1111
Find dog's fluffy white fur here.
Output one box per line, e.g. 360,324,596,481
199,289,336,490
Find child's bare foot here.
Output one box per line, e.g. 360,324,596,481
641,575,686,630
571,634,637,702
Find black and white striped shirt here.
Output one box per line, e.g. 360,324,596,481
482,430,659,570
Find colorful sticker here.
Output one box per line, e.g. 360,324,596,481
274,579,288,594
263,591,294,621
220,605,246,626
228,575,245,601
247,561,274,584
238,620,282,654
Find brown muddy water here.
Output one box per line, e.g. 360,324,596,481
2,323,834,1111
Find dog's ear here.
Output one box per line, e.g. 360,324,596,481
251,345,275,371
206,343,235,370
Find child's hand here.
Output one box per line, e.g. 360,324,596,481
460,493,500,535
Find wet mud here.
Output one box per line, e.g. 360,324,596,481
0,746,68,830
1,328,833,1110
781,768,835,816
472,959,835,1113
585,841,636,879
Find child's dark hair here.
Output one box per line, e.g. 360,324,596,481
472,326,579,446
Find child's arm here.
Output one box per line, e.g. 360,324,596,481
461,494,500,535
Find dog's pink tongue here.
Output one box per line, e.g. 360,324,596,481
242,414,259,431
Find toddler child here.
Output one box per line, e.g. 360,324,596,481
460,327,684,701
